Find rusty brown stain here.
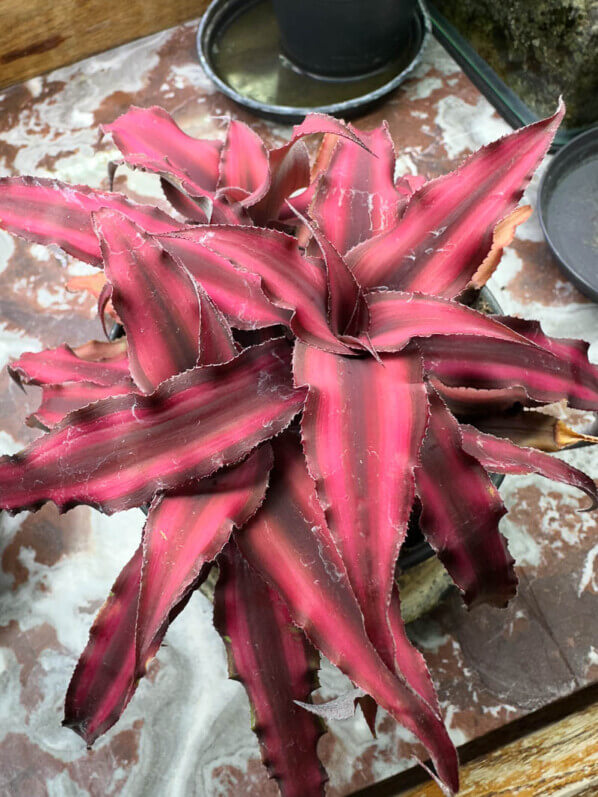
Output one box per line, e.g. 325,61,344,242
1,35,66,65
1,504,91,588
211,758,278,797
0,723,143,797
0,622,66,709
36,149,78,172
0,237,102,346
0,369,41,445
507,238,592,307
0,78,67,151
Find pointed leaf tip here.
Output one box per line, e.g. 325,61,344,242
348,103,565,297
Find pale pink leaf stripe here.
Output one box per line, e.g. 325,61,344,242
214,539,326,797
0,339,305,514
416,391,516,608
460,425,598,508
236,435,459,794
0,176,181,265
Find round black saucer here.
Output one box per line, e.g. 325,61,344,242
539,127,598,302
197,0,430,123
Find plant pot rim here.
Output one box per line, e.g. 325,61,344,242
196,0,431,123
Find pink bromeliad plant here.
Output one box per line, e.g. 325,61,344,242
1,101,598,795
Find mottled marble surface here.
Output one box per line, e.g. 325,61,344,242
0,18,597,797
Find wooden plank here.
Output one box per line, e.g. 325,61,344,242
400,700,598,796
0,0,210,89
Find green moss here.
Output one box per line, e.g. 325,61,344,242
434,0,598,127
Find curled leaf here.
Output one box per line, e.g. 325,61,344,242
236,434,459,794
460,425,598,509
9,339,130,389
416,390,516,608
217,119,269,206
215,539,326,797
0,176,181,265
104,106,223,197
0,339,305,514
421,334,598,411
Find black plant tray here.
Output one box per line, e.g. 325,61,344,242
427,3,592,151
539,127,598,302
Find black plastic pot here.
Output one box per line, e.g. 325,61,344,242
271,0,418,78
197,0,429,123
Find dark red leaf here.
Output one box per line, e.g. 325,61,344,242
259,115,372,233
28,381,133,430
287,113,372,152
63,230,267,744
287,206,365,339
160,178,208,222
164,226,348,353
66,448,271,747
421,334,598,411
64,544,209,745
214,539,326,797
9,339,135,430
415,391,516,608
364,291,533,352
136,446,272,676
387,585,440,713
197,288,239,365
64,545,142,744
460,425,598,509
159,233,291,330
294,344,434,688
347,102,564,296
94,211,201,393
236,434,459,794
0,176,181,266
209,195,255,225
217,119,269,205
103,106,223,197
250,141,311,226
0,339,304,514
497,316,598,398
309,123,402,254
9,339,130,388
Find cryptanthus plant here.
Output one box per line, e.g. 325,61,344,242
0,100,597,795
